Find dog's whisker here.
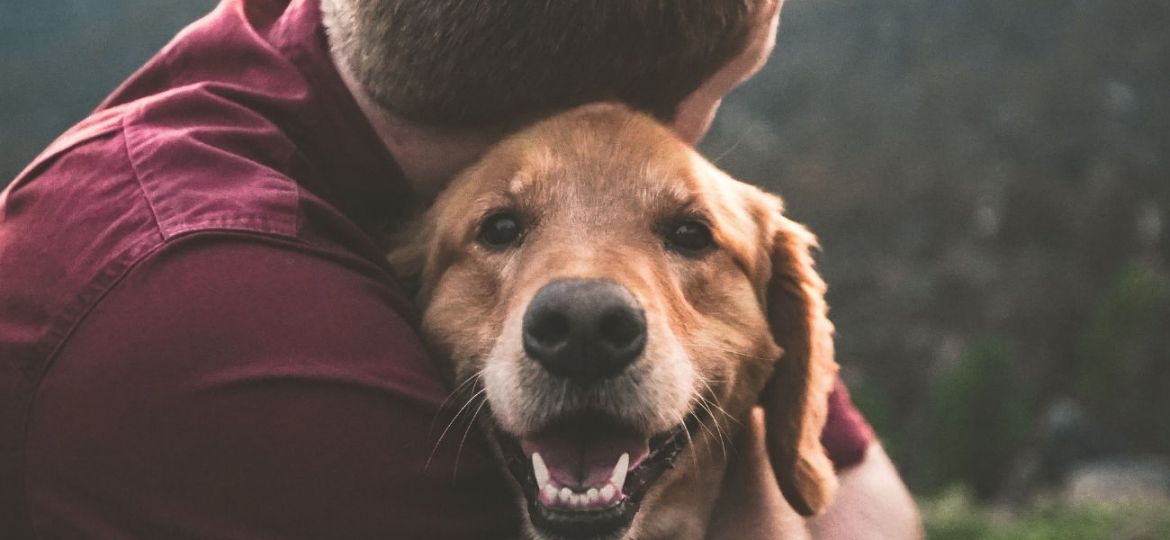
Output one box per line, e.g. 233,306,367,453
706,345,770,362
426,385,487,472
689,377,735,463
695,397,729,460
691,386,730,459
429,370,486,434
694,375,741,429
452,393,490,480
689,409,719,463
685,336,771,363
709,123,754,166
679,409,701,474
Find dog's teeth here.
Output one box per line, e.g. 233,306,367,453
546,481,619,509
600,484,616,503
532,452,550,488
541,483,559,504
610,452,630,489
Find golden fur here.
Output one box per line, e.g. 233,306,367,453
390,103,838,539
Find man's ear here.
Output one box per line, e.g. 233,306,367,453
759,209,839,517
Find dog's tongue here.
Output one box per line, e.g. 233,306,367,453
520,420,649,489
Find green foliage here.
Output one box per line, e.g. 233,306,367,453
921,339,1034,498
923,488,1170,540
701,0,1170,500
1076,263,1170,453
845,378,900,457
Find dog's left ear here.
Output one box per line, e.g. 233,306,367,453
755,199,840,517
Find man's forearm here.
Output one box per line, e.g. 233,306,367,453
807,443,923,540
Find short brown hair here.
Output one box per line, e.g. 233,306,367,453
322,0,765,130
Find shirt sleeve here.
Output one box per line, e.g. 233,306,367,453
24,235,520,540
821,378,876,470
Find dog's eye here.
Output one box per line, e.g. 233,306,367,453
665,220,714,255
478,212,524,249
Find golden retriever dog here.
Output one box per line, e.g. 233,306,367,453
389,103,839,540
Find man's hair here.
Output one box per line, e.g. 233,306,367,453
322,0,766,130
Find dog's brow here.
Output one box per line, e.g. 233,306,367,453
633,165,689,203
507,174,530,196
667,183,694,205
466,174,531,213
649,181,704,217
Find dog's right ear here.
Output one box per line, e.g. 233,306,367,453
752,194,840,517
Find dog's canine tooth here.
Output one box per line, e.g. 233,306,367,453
532,452,550,488
610,452,629,489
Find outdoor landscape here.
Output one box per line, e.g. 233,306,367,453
3,0,1168,537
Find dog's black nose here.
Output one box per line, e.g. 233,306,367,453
522,279,647,381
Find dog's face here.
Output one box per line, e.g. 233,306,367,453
391,104,838,540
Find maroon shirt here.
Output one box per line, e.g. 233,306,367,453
0,1,873,537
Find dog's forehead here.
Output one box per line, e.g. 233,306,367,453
508,155,697,208
490,115,709,215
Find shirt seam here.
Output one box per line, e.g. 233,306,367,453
120,113,166,237
21,236,162,540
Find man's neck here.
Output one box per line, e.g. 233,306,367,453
332,52,500,199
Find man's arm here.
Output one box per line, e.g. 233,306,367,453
808,443,923,540
811,380,922,539
707,398,921,540
24,237,519,539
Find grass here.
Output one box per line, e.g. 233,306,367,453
921,488,1170,540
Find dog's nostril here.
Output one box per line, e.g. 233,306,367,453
523,278,647,381
527,311,571,348
597,308,644,350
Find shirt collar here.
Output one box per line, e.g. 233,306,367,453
268,0,421,238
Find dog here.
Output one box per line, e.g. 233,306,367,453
389,103,839,540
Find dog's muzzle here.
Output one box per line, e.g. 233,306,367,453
491,278,699,538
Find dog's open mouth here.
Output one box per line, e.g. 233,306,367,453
498,412,700,538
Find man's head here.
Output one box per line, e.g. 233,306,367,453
322,0,780,136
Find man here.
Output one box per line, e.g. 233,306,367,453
0,0,919,537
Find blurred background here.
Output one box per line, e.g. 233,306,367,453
2,0,1168,537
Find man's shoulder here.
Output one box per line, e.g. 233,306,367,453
0,84,389,390
67,236,439,399
8,86,308,243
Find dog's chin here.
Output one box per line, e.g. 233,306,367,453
495,411,700,540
